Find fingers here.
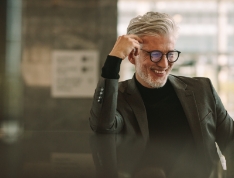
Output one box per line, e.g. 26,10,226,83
130,34,143,44
109,35,143,59
133,47,139,56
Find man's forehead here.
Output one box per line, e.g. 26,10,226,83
140,35,175,46
140,34,175,40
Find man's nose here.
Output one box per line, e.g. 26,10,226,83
156,55,168,68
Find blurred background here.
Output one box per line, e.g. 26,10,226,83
0,0,233,137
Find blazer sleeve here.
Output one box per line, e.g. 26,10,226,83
210,80,234,176
89,77,124,134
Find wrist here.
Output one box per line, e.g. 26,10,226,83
109,51,125,59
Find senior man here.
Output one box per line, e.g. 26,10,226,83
89,12,233,178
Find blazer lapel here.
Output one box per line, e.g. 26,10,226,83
125,78,149,142
168,75,205,155
123,75,206,153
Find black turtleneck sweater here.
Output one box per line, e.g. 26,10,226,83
102,55,201,175
134,76,192,140
134,75,197,169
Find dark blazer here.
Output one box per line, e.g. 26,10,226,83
89,74,234,177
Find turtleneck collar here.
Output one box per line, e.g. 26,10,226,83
134,75,174,104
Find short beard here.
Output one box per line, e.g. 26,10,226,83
136,61,169,88
138,71,168,88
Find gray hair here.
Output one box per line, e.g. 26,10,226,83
127,12,179,39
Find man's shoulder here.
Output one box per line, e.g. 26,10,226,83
170,74,211,84
169,74,214,92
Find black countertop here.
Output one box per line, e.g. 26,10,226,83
0,127,228,178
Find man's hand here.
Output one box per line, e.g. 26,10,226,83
109,35,143,59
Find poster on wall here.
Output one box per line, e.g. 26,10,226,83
51,50,99,98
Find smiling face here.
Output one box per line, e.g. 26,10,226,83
129,35,176,88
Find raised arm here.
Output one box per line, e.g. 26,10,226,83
89,35,142,133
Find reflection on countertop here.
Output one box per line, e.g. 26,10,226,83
0,128,96,178
0,121,227,178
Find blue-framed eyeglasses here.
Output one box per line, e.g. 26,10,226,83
141,49,181,63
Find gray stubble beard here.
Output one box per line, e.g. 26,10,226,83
136,62,170,88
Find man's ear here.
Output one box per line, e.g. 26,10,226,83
128,50,136,65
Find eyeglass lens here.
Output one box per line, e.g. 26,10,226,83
151,51,179,62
